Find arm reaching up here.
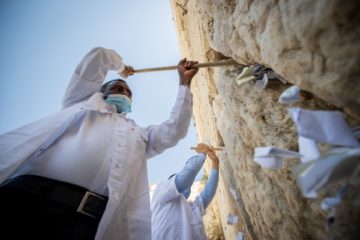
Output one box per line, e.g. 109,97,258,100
62,47,127,108
199,149,219,209
145,59,199,159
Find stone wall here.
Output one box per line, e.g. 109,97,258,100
170,0,360,239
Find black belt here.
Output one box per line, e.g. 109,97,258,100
0,175,108,221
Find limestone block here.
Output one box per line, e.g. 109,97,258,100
171,0,360,239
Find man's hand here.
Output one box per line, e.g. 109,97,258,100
120,65,134,78
194,143,211,154
178,58,199,87
194,143,220,169
208,149,219,169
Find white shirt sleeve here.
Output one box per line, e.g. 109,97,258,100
145,85,193,159
61,47,126,109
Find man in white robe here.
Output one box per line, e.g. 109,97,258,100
0,47,198,240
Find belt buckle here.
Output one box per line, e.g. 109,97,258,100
77,191,105,219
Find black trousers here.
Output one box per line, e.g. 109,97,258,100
0,175,107,240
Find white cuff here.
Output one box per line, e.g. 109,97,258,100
117,65,127,79
177,85,192,100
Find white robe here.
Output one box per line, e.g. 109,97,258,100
151,177,207,240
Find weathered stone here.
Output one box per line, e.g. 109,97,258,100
171,0,360,239
198,0,360,120
327,165,360,240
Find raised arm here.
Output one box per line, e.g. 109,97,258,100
175,153,206,195
61,47,127,109
197,149,219,210
175,143,213,197
145,59,198,159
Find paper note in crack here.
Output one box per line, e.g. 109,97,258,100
321,187,346,210
292,147,360,198
255,73,268,89
236,232,244,240
321,196,342,210
254,156,282,169
279,85,301,104
299,136,320,163
229,187,238,201
236,66,255,86
289,108,359,147
226,213,238,225
254,147,302,169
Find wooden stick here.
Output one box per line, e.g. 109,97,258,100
190,147,224,151
133,59,239,73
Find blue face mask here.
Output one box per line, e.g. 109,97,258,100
105,94,132,113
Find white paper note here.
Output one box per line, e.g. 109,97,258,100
321,186,346,210
292,147,360,198
278,86,301,104
236,232,244,240
255,73,268,89
298,136,320,163
255,147,302,158
236,66,255,86
289,108,359,147
254,156,283,169
321,196,342,210
229,187,238,201
226,213,238,225
254,147,302,169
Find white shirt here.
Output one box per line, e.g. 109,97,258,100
27,109,116,195
0,47,193,240
151,177,207,240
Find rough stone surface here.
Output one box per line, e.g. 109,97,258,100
198,0,360,120
170,1,360,239
326,165,360,240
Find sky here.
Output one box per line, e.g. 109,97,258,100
0,0,202,184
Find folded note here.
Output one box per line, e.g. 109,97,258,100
298,136,320,163
254,147,302,169
229,187,238,201
292,147,360,198
236,232,244,240
279,86,301,104
227,213,238,225
289,108,359,147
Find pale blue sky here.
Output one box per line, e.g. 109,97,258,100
0,0,202,184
